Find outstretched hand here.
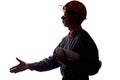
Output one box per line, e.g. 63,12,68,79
10,58,28,73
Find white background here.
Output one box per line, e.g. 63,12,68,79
0,0,120,80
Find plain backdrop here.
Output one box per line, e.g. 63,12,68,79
0,0,120,80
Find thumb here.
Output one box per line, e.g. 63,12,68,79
16,57,23,63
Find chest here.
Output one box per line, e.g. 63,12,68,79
59,36,80,50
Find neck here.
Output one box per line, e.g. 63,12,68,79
68,25,82,31
67,25,82,37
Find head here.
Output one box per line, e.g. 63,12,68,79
61,0,87,30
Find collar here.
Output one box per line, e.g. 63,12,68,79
68,26,82,37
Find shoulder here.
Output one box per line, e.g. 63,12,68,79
78,29,98,50
79,29,91,38
79,29,95,42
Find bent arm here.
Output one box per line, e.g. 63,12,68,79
63,48,80,62
54,47,80,64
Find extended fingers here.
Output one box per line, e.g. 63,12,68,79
10,65,18,73
16,57,23,63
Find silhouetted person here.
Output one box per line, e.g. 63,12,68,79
10,1,101,80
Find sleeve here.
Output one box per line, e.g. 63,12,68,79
28,56,60,72
78,32,101,75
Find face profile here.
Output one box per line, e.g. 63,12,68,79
61,9,77,27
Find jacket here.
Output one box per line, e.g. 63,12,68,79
28,29,100,80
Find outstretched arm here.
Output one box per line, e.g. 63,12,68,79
10,56,60,73
28,56,60,71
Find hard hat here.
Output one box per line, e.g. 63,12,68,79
63,0,87,19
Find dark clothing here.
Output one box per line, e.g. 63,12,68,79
28,29,100,80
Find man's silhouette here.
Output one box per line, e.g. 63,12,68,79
10,1,101,80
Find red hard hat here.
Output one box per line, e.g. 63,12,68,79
63,0,87,19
